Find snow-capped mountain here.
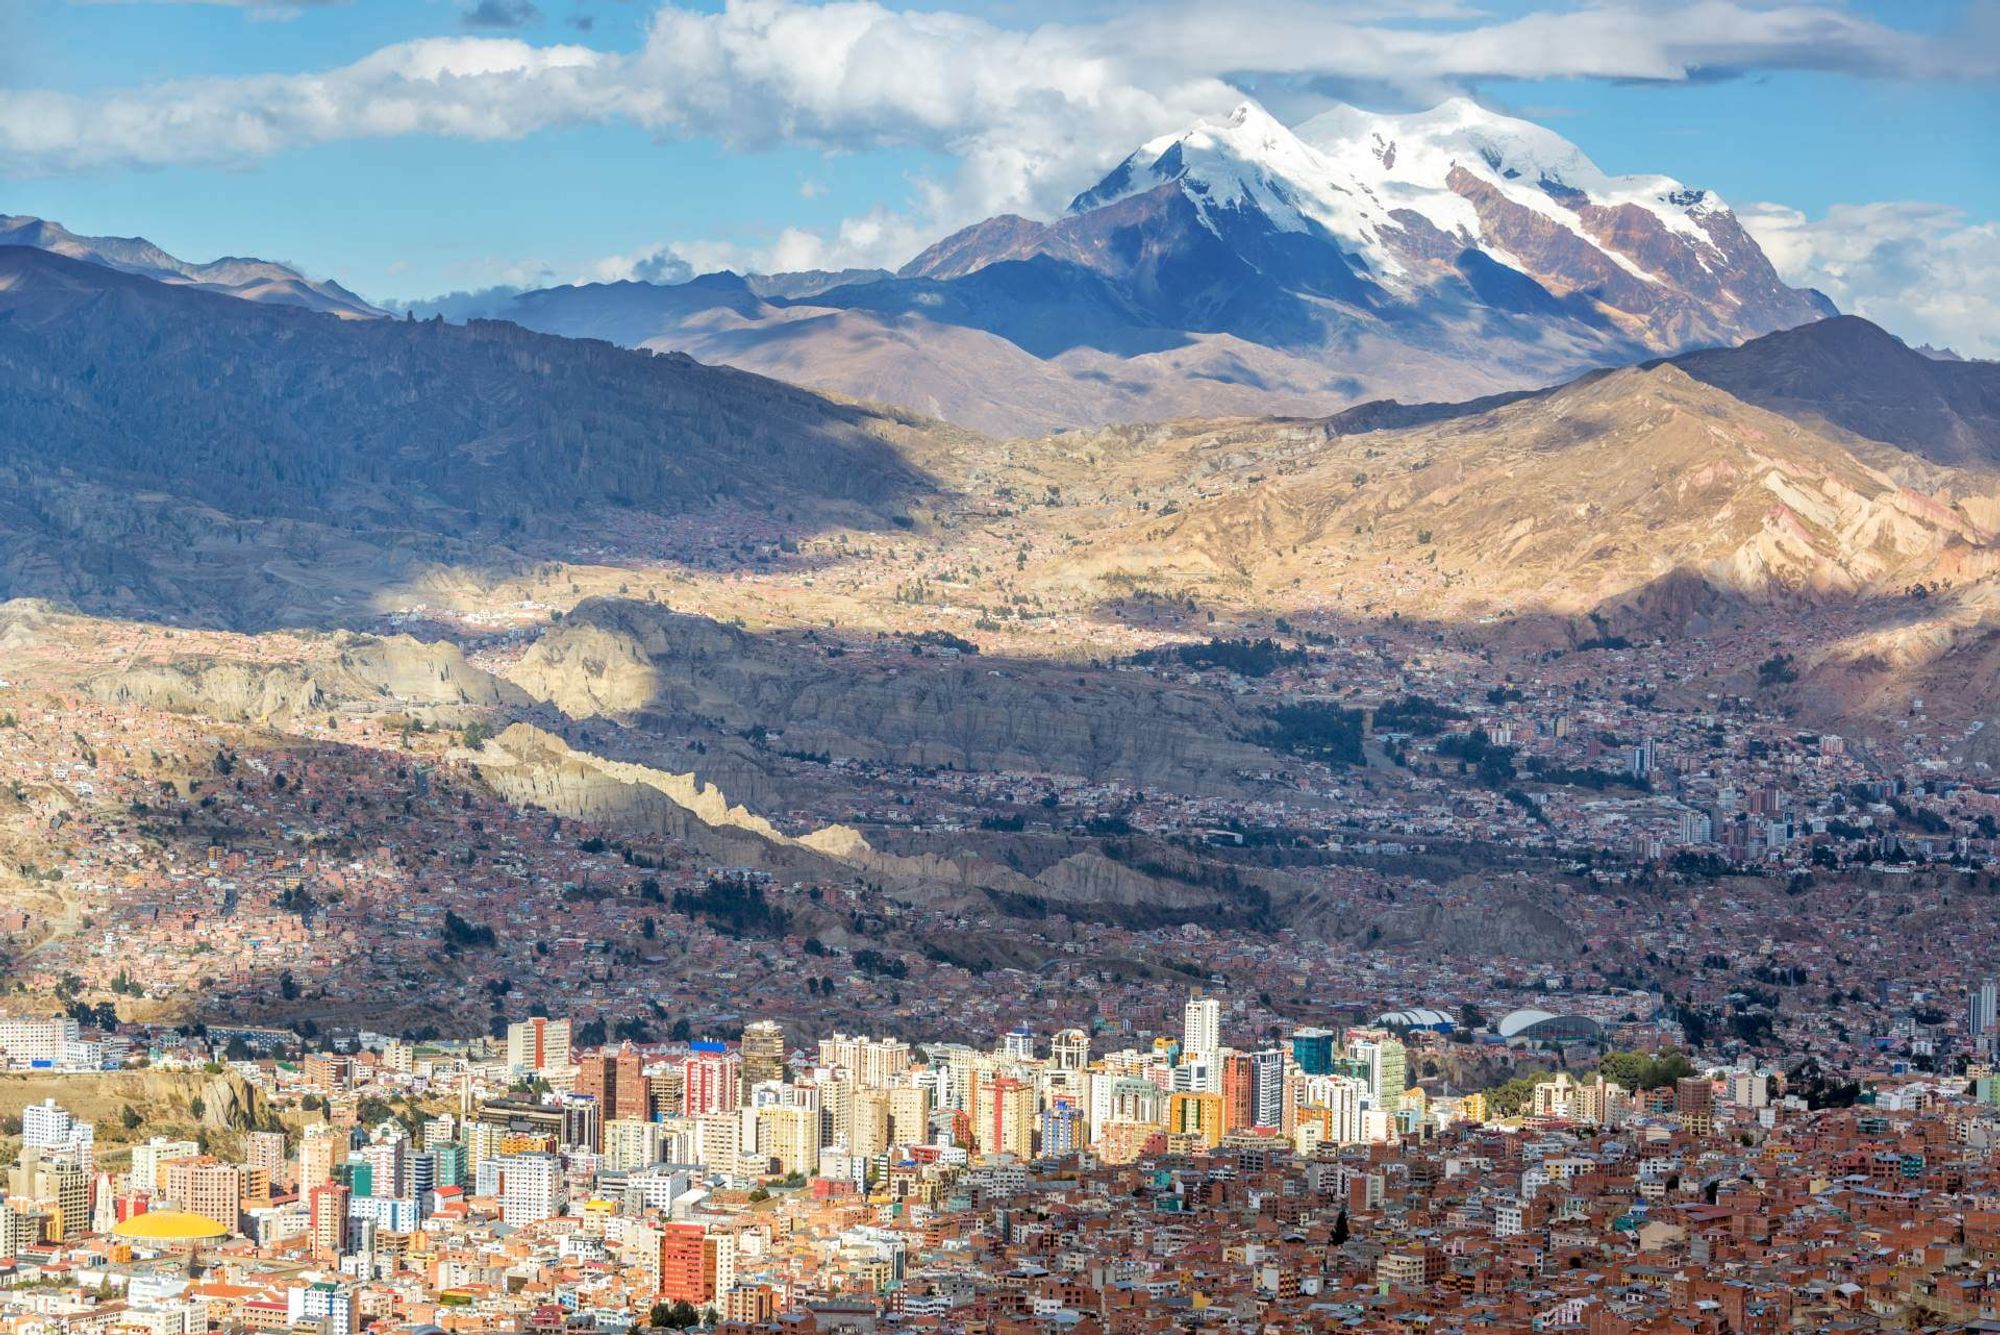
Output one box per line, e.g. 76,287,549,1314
0,214,385,320
908,97,1831,357
398,97,1837,435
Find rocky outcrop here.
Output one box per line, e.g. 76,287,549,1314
473,724,835,870
509,599,1284,796
85,634,527,723
472,724,1278,925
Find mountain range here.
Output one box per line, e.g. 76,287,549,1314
3,98,1843,436
0,245,941,625
406,97,1839,435
5,199,2000,764
0,213,385,321
2,233,1996,630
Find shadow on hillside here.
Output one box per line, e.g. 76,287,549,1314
0,246,952,635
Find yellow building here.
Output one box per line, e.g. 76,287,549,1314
1167,1092,1225,1149
847,1090,892,1161
753,1106,818,1178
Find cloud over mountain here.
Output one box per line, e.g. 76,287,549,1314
8,0,1993,351
1742,200,2000,360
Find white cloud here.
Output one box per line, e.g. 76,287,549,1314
8,0,1998,278
587,242,694,284
1741,201,2000,359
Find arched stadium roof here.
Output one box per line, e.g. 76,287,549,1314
1375,1008,1456,1029
1497,1008,1603,1042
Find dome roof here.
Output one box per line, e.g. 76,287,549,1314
113,1209,230,1241
1497,1008,1602,1041
1376,1007,1456,1029
1496,1008,1557,1037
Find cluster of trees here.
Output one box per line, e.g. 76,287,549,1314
1757,652,1800,686
1521,755,1650,792
1434,730,1517,787
1258,702,1365,766
441,910,497,949
670,877,790,938
1596,1048,1696,1090
851,949,907,979
1370,695,1468,736
1134,637,1307,678
906,630,979,655
644,1301,711,1330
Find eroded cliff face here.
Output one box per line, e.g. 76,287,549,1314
508,598,1285,796
85,634,528,724
469,724,1285,929
473,723,840,872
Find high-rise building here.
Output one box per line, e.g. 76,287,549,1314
132,1137,201,1195
422,1114,456,1150
245,1130,287,1192
576,1046,650,1136
604,1119,669,1171
496,1153,561,1225
754,1105,819,1177
298,1124,339,1191
887,1085,932,1150
656,1223,712,1304
1001,1026,1036,1061
505,1017,573,1073
683,1046,743,1116
21,1100,92,1171
1291,1028,1336,1076
649,1066,684,1119
1167,1092,1225,1149
288,1280,358,1335
1250,1049,1285,1130
1973,979,1999,1049
9,1150,90,1240
972,1075,1036,1158
818,1034,912,1089
308,1182,349,1259
1182,996,1221,1068
846,1089,892,1161
1221,1053,1256,1131
184,1163,245,1234
360,1136,407,1200
1039,1098,1085,1156
0,1017,81,1067
740,1020,787,1097
1050,1029,1089,1072
1347,1030,1407,1104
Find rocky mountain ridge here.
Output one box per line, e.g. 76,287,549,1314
402,97,1836,435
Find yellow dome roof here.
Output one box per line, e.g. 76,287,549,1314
112,1210,230,1241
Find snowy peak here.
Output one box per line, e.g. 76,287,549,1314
0,213,386,320
1293,97,1726,246
1054,95,1829,353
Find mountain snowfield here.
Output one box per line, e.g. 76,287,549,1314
1095,98,1726,289
977,95,1832,355
1,97,1838,433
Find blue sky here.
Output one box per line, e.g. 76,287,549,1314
2,0,1996,350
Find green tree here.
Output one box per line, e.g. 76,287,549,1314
1484,1075,1540,1118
